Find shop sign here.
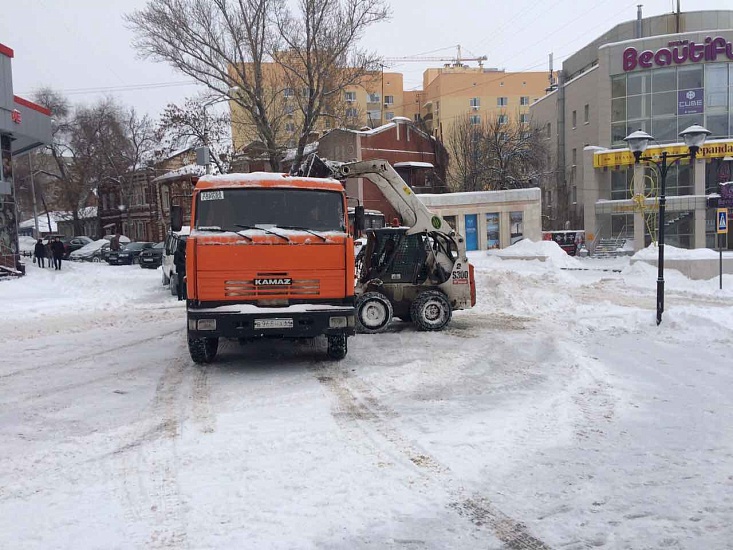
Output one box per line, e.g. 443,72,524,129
11,110,21,124
678,89,703,115
623,36,733,72
594,140,733,168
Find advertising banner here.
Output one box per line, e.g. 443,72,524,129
678,88,704,115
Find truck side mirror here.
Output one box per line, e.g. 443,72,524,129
171,205,183,232
354,205,365,233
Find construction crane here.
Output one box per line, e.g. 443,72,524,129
384,45,487,68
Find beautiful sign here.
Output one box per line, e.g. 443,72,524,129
677,88,703,115
623,36,733,72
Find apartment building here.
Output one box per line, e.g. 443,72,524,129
417,66,551,142
229,63,410,151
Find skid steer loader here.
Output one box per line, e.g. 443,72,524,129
297,156,477,333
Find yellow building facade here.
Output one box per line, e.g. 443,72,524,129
229,63,550,154
417,66,552,142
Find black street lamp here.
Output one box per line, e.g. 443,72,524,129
623,124,711,325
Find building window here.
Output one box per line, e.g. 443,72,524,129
520,96,529,106
102,194,108,211
497,97,508,106
572,110,577,128
302,88,311,99
384,95,394,105
346,107,358,118
519,113,529,124
345,91,356,102
385,112,395,121
285,104,295,115
323,117,332,129
572,148,577,165
368,93,380,103
367,110,381,124
572,186,577,204
584,104,589,123
510,211,523,245
469,97,480,110
285,122,295,133
284,87,294,98
161,185,170,210
546,122,551,138
470,114,481,125
498,115,508,125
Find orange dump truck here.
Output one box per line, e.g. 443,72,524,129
170,172,356,363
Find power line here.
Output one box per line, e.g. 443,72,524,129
18,80,200,97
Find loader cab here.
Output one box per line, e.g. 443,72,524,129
360,228,457,285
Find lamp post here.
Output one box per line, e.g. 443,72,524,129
624,124,711,325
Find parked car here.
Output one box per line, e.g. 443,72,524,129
139,242,165,269
69,239,112,262
42,235,93,259
162,227,190,294
107,242,154,265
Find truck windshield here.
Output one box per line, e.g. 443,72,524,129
196,188,345,233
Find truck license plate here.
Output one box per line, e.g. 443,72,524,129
143,258,154,262
254,318,293,329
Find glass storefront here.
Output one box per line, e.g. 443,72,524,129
611,62,733,147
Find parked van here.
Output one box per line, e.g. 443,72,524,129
162,227,190,295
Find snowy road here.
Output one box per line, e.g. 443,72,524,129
1,252,732,549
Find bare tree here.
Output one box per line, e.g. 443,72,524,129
157,94,233,174
126,0,388,171
448,112,549,192
273,0,389,169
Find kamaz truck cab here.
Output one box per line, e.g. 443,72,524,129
173,172,356,364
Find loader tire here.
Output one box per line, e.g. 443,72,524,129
356,292,393,333
189,336,219,364
411,290,452,331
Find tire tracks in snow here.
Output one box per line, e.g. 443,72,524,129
113,344,216,548
310,359,553,550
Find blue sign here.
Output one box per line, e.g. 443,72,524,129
678,88,704,115
718,209,728,234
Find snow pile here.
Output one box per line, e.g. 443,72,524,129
632,243,720,260
490,239,583,269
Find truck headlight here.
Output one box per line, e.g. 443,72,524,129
197,319,217,331
329,316,347,328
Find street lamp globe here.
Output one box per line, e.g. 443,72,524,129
678,124,711,156
623,129,654,161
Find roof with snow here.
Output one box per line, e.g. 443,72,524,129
394,161,434,169
19,208,98,231
152,164,206,184
418,188,541,207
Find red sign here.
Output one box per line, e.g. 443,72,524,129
11,109,21,124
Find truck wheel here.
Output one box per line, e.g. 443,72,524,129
327,334,348,360
188,337,219,364
355,292,393,333
92,256,101,263
411,290,452,331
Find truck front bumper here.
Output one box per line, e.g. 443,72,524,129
187,303,356,339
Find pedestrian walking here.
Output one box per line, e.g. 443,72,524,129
33,238,47,268
45,240,53,268
174,240,187,301
51,237,65,270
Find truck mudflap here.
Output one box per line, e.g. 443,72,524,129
187,303,356,339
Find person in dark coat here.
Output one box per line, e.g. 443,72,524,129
50,237,65,270
33,239,47,268
173,240,187,301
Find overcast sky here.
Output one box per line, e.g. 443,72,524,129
2,0,732,119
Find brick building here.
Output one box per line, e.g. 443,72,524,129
317,117,448,223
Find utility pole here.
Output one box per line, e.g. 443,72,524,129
28,153,40,238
